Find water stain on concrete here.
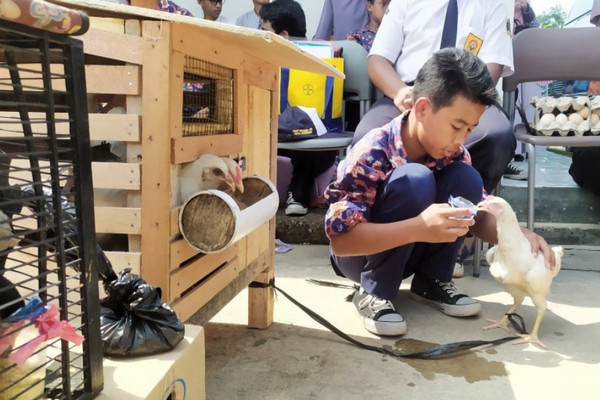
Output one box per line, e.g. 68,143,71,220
389,338,508,383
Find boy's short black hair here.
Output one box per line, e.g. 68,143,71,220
413,48,498,111
259,0,307,38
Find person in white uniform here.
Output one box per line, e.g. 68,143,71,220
236,0,270,28
354,0,516,195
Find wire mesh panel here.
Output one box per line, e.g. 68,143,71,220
182,56,234,137
0,18,103,399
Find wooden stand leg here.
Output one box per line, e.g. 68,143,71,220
248,263,274,329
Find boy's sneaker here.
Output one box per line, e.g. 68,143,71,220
504,163,528,180
409,272,481,317
285,191,308,216
352,289,407,336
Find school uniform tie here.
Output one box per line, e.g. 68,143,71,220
440,0,458,48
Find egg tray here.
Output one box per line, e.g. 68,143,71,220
528,95,600,136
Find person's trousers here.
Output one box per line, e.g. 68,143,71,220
352,97,515,193
330,162,483,300
278,149,337,206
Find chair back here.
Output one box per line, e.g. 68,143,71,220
504,27,600,91
333,40,373,102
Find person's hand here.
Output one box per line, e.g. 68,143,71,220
417,204,475,243
521,228,556,270
393,86,413,112
515,0,527,9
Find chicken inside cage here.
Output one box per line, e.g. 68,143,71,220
181,56,234,137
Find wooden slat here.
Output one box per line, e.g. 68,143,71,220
86,65,140,95
170,207,180,238
0,64,140,94
89,114,141,142
95,207,142,234
89,17,126,34
176,249,269,324
79,26,144,65
243,54,279,92
92,162,140,190
105,251,141,275
171,134,243,165
171,24,244,72
244,86,272,178
0,112,140,142
170,256,240,319
138,21,172,299
169,244,237,299
170,238,196,270
170,52,185,140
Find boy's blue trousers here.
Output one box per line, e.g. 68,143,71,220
330,162,483,300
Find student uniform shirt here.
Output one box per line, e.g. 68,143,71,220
313,0,369,40
236,10,261,29
370,0,514,83
324,112,472,238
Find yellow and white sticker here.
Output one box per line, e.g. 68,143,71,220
464,33,483,55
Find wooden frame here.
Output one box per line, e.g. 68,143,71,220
47,0,342,328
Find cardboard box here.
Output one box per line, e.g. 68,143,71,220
98,324,205,400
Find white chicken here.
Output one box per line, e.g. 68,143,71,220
179,154,244,202
479,195,563,349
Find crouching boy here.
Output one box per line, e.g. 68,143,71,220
325,48,555,336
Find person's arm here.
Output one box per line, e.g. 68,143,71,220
477,1,514,78
368,55,413,111
486,62,503,85
522,3,540,28
330,203,475,256
313,0,334,40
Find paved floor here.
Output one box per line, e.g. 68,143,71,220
204,244,600,400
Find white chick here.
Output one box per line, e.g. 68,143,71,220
478,196,563,349
179,154,240,202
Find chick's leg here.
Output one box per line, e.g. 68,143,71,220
513,295,547,348
484,293,524,332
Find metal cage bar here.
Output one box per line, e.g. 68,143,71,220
0,18,102,399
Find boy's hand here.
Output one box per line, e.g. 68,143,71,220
520,228,556,270
418,204,475,243
393,86,413,112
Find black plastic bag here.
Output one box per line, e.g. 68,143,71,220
100,268,185,357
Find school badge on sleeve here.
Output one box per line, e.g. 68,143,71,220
463,33,483,55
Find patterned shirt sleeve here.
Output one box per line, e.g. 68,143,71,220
324,113,475,239
158,0,194,16
347,25,376,52
324,120,403,238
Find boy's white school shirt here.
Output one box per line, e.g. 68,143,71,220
370,0,514,84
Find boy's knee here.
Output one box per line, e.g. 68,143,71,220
374,164,435,219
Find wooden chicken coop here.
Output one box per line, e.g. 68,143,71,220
46,0,343,326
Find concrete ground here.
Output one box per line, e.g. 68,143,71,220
204,244,600,400
205,149,599,399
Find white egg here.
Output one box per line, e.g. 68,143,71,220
555,113,568,126
538,113,555,129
